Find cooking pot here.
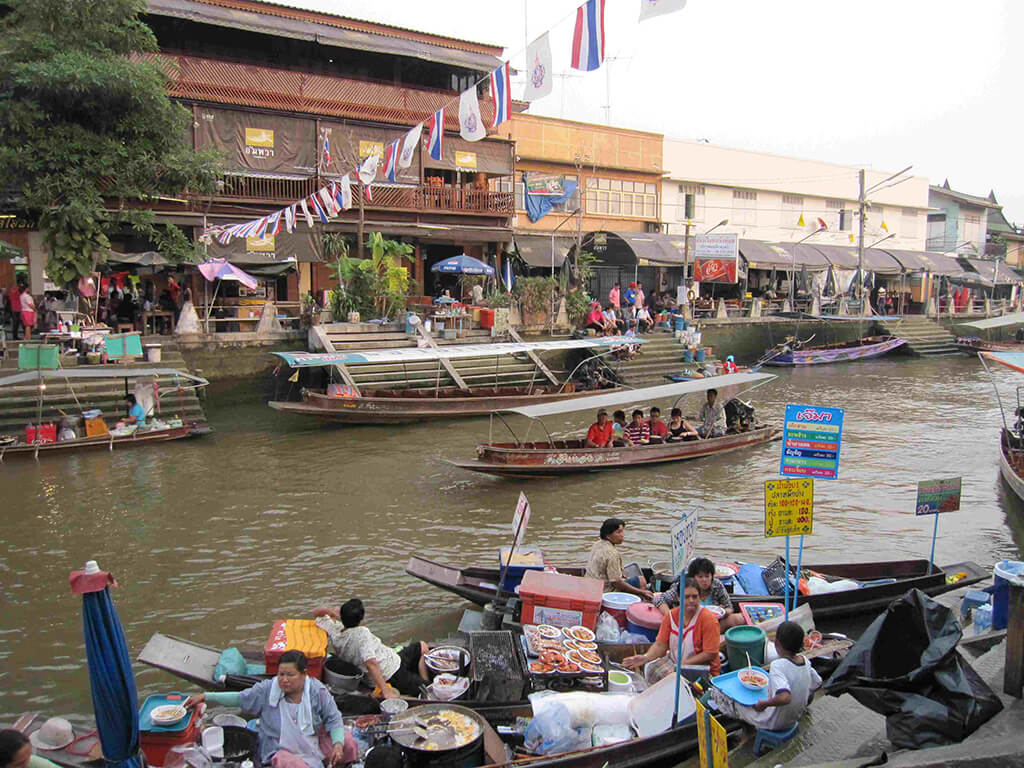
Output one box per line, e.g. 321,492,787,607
388,704,484,768
323,656,362,692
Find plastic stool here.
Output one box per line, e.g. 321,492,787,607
754,723,799,756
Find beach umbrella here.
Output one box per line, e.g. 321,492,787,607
197,258,259,289
430,253,495,276
70,560,143,768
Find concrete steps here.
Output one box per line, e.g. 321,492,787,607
608,332,717,387
878,316,960,356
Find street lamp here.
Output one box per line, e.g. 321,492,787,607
789,226,826,307
704,219,729,235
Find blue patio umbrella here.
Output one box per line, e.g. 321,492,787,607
71,560,143,768
430,253,495,276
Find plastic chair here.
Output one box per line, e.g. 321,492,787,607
754,723,799,756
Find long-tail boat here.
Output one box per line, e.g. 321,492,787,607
979,350,1024,501
759,335,906,366
267,338,639,424
450,374,780,478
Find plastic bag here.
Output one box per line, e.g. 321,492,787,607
523,702,589,756
595,611,620,642
214,648,248,680
825,589,1004,749
530,691,633,729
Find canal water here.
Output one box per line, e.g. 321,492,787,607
2,355,1022,725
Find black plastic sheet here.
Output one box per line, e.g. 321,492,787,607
824,589,1003,749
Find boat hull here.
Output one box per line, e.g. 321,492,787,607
0,423,208,459
452,426,780,477
269,387,619,424
958,338,1024,355
1000,428,1024,501
763,336,907,366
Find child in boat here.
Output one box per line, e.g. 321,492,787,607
711,621,822,731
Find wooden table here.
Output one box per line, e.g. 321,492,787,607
141,311,174,336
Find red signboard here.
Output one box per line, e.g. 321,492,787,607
694,258,738,283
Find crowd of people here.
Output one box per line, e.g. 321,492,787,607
583,389,727,449
583,281,660,336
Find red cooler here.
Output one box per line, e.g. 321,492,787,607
26,423,57,444
518,571,603,629
626,602,663,641
479,309,495,329
139,693,199,768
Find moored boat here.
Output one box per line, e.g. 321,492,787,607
956,337,1024,354
978,350,1024,501
760,334,907,366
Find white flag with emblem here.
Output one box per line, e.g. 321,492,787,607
522,33,554,101
638,0,686,21
399,124,421,168
358,152,379,185
458,87,486,142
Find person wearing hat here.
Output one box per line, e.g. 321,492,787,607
722,355,738,374
1,724,69,768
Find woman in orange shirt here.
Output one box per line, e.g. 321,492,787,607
623,577,720,682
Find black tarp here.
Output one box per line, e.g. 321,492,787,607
824,589,1003,749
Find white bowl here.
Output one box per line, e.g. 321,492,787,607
150,705,187,726
738,670,769,691
380,698,409,715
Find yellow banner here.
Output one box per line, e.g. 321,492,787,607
245,128,274,147
455,151,478,169
359,140,384,159
764,478,814,538
245,235,275,252
695,699,729,768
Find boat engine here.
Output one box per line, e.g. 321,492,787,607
725,398,756,433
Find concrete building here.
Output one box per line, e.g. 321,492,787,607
927,181,1000,256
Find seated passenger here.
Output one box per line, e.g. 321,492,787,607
584,302,605,334
602,306,624,334
314,599,429,698
585,409,614,448
710,621,822,731
647,406,669,442
667,407,699,441
611,410,632,446
654,557,745,630
697,388,726,438
585,518,652,599
623,578,720,682
623,409,650,445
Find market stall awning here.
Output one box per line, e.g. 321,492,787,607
963,258,1022,285
514,234,573,268
583,231,689,267
740,241,829,271
202,228,322,264
882,250,966,276
809,245,903,275
106,251,170,267
960,312,1024,331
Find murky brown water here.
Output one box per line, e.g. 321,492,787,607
2,355,1022,726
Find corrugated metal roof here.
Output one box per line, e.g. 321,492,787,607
514,234,572,268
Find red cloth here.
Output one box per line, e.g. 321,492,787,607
722,361,738,373
69,569,116,595
586,421,614,447
585,309,604,326
656,606,721,676
649,420,669,438
7,286,21,312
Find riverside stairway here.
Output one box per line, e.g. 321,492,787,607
610,332,715,387
877,315,960,356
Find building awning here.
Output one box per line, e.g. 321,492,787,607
963,258,1022,285
583,231,689,267
740,240,829,271
514,234,572,268
202,228,323,264
881,249,967,276
807,245,903,275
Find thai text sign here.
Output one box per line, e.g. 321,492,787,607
764,478,813,538
524,172,566,196
780,404,844,479
670,507,699,577
915,477,962,515
695,699,729,768
512,492,531,548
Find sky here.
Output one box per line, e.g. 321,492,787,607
281,0,1023,223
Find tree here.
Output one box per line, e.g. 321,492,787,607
0,0,221,285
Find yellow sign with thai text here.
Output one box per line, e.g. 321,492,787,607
764,478,814,538
245,128,274,147
359,140,384,159
695,699,729,768
455,151,478,169
245,235,275,252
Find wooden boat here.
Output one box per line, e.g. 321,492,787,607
3,713,102,768
760,335,907,366
450,374,780,478
978,351,1024,501
406,555,987,621
267,338,634,424
956,337,1024,354
0,421,209,460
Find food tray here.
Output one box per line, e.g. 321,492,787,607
709,670,769,707
140,694,193,733
519,635,608,685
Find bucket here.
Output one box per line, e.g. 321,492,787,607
602,592,641,629
626,602,662,642
695,348,706,362
673,316,686,332
145,344,162,363
323,656,362,692
682,348,694,363
724,625,766,672
993,559,1024,630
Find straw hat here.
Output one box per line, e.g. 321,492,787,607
29,718,75,751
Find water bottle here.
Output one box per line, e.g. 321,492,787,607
973,604,992,634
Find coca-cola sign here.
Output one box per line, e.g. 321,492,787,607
695,258,738,283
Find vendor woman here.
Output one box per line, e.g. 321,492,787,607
184,650,355,768
654,557,745,630
623,577,721,682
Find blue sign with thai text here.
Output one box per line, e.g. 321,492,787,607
780,404,844,479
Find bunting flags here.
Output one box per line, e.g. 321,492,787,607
358,152,379,185
489,62,511,128
797,214,806,227
881,220,889,233
321,132,332,171
383,139,400,183
816,217,828,230
523,33,554,101
638,0,686,21
284,205,296,233
459,87,487,142
308,194,329,224
337,175,352,211
571,0,606,72
427,109,444,161
319,187,338,217
399,123,421,168
268,210,283,235
298,198,314,228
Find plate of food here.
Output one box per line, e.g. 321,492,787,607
576,660,603,674
150,704,187,726
529,661,555,675
536,624,563,639
574,641,598,651
555,660,580,674
564,626,596,643
704,604,727,619
424,648,464,673
568,648,601,665
738,668,769,691
539,650,565,666
715,562,739,578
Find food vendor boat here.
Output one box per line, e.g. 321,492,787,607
449,374,780,478
0,367,210,460
759,335,906,366
406,555,987,621
978,350,1024,501
267,338,636,424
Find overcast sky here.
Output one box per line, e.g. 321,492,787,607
287,0,1022,223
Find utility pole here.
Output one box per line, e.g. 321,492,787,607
857,168,866,314
601,56,632,126
683,220,692,320
357,181,365,259
573,152,586,277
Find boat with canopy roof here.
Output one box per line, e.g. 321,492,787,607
449,373,780,477
267,337,641,424
956,311,1024,354
978,350,1024,500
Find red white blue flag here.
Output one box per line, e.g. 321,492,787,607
383,139,400,183
427,108,444,161
489,62,511,128
308,194,329,224
571,0,606,72
321,132,332,171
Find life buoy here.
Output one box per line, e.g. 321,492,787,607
687,290,696,303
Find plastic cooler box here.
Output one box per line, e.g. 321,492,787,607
498,547,544,592
25,423,57,444
264,619,328,679
518,571,603,630
139,693,198,768
626,602,662,641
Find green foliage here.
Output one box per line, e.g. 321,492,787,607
484,287,512,308
0,0,222,284
514,277,559,315
326,233,412,321
562,250,597,327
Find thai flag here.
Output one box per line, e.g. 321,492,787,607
571,0,606,72
383,139,400,183
321,133,331,171
308,194,328,224
284,205,296,233
427,108,444,161
489,62,511,128
268,210,283,235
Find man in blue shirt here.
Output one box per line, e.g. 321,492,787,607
118,394,146,428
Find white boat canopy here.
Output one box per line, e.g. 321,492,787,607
273,337,647,368
0,367,209,387
980,351,1024,375
505,372,777,419
959,312,1024,331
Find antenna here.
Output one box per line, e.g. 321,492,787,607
601,55,633,125
551,71,584,118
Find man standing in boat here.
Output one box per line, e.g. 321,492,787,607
585,518,653,600
698,388,726,438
